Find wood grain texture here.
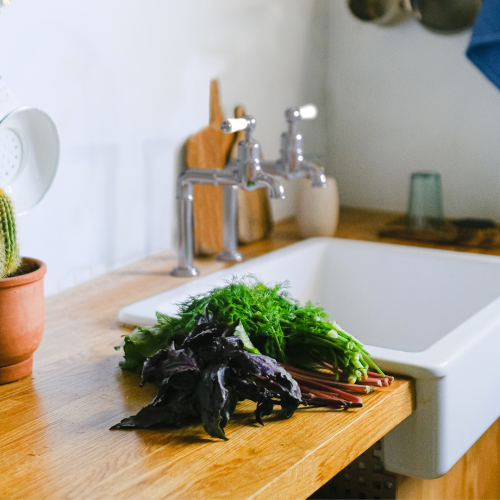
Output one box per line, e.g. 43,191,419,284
0,212,414,500
396,417,500,500
335,206,500,257
185,80,235,256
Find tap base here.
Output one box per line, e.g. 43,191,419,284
170,266,200,277
216,251,243,263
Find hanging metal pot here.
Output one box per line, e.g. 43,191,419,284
405,0,482,33
348,0,482,32
347,0,407,26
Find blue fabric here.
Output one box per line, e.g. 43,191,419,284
466,0,500,89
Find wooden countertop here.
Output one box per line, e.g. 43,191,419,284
0,208,417,500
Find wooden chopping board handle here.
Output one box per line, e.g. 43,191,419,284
209,80,224,126
187,80,234,256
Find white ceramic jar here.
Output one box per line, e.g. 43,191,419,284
295,176,339,238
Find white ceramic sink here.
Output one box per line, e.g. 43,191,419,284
119,238,500,479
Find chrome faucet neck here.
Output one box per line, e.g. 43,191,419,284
171,115,285,277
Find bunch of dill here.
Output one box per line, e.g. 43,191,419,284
117,276,382,382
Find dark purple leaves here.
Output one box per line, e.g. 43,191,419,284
195,361,237,440
112,317,302,440
141,344,199,386
230,351,301,419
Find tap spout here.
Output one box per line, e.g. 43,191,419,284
260,158,327,188
300,160,327,188
252,173,286,200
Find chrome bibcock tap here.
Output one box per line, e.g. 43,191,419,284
171,115,285,277
261,104,327,187
217,104,327,263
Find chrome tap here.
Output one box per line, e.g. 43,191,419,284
217,104,327,263
171,115,285,277
261,104,327,186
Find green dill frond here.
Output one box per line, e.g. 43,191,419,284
117,274,382,380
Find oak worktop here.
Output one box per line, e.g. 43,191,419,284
0,207,418,500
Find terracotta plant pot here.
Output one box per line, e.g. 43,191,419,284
0,258,47,384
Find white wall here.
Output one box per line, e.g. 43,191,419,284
325,4,500,220
0,0,324,295
6,1,493,297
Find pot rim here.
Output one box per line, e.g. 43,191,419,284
0,257,47,288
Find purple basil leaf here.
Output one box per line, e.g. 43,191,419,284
182,323,221,350
255,398,274,426
111,390,198,430
115,319,303,439
230,351,301,418
151,378,177,406
141,349,169,385
141,344,199,385
229,375,270,403
195,361,237,440
213,335,244,357
111,405,179,429
163,344,199,376
232,351,301,396
193,335,243,367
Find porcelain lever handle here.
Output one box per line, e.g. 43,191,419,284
298,104,318,120
220,118,248,134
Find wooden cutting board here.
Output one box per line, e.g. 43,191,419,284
185,81,272,255
185,80,234,256
230,105,273,244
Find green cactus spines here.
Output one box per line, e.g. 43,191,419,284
0,188,21,278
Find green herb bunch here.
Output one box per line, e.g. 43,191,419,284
117,276,382,383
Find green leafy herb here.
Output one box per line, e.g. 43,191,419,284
117,275,383,383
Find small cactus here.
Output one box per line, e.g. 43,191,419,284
0,188,20,278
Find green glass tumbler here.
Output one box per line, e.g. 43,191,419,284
406,172,445,229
